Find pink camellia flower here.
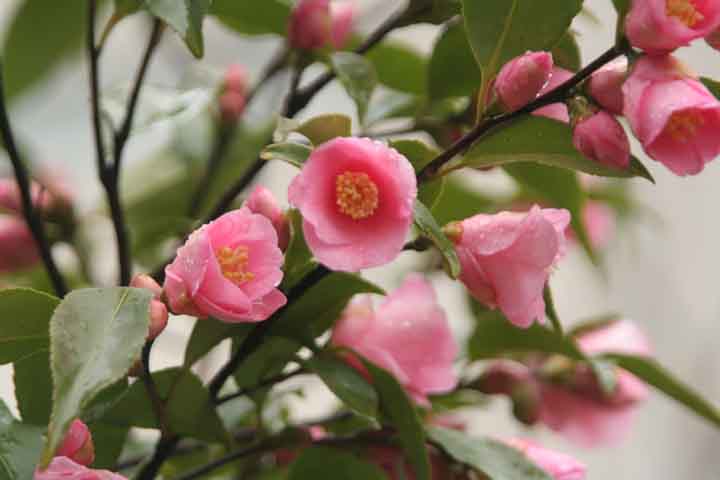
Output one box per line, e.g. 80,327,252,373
288,137,416,271
332,274,458,405
626,0,720,54
449,206,571,328
245,185,290,251
0,215,39,272
572,110,631,169
533,67,574,123
505,439,586,480
587,58,628,115
163,208,286,323
706,27,720,50
130,274,169,340
288,0,354,50
495,51,554,111
623,55,720,176
35,457,126,480
55,420,94,466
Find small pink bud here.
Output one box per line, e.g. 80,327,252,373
329,1,354,49
130,273,163,298
35,457,126,480
288,0,354,51
219,91,246,123
56,419,95,466
505,439,586,480
533,67,574,123
587,58,627,115
495,51,554,111
131,274,168,340
245,185,290,251
223,64,248,95
0,178,71,219
0,215,40,273
706,27,720,50
573,110,631,170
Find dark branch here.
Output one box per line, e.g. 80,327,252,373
216,367,306,405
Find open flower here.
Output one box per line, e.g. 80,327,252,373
331,274,458,405
164,208,286,323
495,51,554,111
505,439,586,480
288,137,416,271
288,0,355,50
35,457,126,480
623,54,720,176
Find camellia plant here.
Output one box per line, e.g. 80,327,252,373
2,0,720,479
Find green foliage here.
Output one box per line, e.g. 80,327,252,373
297,114,353,145
13,350,52,425
430,177,497,225
282,210,317,291
552,31,582,71
428,20,481,99
702,77,720,100
89,423,129,469
366,41,428,95
211,0,291,36
145,0,211,58
390,139,446,209
184,318,253,367
261,142,313,168
0,400,45,480
331,52,378,122
413,200,461,278
0,288,58,364
288,446,389,480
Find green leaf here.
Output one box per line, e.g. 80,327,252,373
288,446,389,480
145,0,211,58
464,116,654,181
552,31,582,71
42,287,152,466
604,354,720,428
365,89,418,126
233,336,302,390
0,400,45,480
362,360,431,480
305,352,378,418
296,114,352,146
428,19,481,99
114,0,143,17
413,200,461,278
427,426,553,480
0,288,58,365
261,142,313,168
282,210,317,291
184,318,253,367
390,139,445,209
331,52,378,122
89,423,129,469
366,41,427,95
211,0,291,36
430,177,497,225
13,349,52,424
701,77,720,100
610,0,631,18
462,0,583,78
105,368,229,443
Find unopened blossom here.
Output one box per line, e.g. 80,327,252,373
332,274,458,405
587,58,628,115
449,206,571,328
55,419,94,466
533,67,574,123
623,54,720,176
626,0,720,54
495,51,554,111
288,137,416,271
573,201,616,251
163,208,286,323
219,64,248,123
35,457,126,480
130,274,168,340
506,439,586,480
573,110,631,169
288,0,354,50
0,178,71,218
245,185,289,251
0,215,39,272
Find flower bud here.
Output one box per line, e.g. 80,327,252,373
245,185,290,251
533,67,574,123
288,0,354,51
219,91,246,123
0,216,40,273
495,51,554,111
131,274,168,340
56,419,95,466
572,110,631,169
587,58,627,115
223,64,248,95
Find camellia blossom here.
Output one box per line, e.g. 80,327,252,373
449,206,571,328
572,110,631,169
163,208,286,323
288,0,354,50
331,274,458,405
0,215,39,273
533,67,574,123
587,58,628,115
130,274,169,340
288,137,416,271
506,439,586,480
626,0,720,54
55,419,94,466
495,51,554,111
623,55,720,176
219,64,248,123
245,185,290,251
35,457,126,480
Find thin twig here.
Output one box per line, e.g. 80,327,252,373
136,435,180,480
216,367,307,405
0,65,68,296
173,440,283,480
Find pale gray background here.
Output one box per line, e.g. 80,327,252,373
1,0,719,478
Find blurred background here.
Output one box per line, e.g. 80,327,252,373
1,0,719,478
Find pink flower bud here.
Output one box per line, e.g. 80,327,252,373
623,54,720,176
131,274,168,340
329,2,354,49
219,91,246,123
572,110,631,169
0,178,71,219
331,274,458,405
452,206,570,328
35,457,126,479
533,67,574,123
571,201,616,251
706,26,720,50
495,51,554,111
288,0,354,50
0,215,39,273
130,273,163,298
288,137,416,271
163,208,286,323
55,419,94,466
245,185,290,251
223,64,248,95
505,439,586,480
626,0,720,54
587,58,627,115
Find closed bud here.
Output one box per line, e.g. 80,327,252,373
587,58,627,115
223,64,248,95
572,110,631,169
288,0,354,51
131,274,168,340
0,216,40,273
495,51,554,111
56,419,95,466
219,90,246,123
244,185,290,251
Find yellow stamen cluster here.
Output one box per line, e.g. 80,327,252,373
335,171,379,220
666,0,704,27
664,110,705,142
216,245,254,285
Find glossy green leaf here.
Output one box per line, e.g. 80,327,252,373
431,177,497,225
462,0,582,78
288,446,388,480
391,139,446,209
305,352,378,418
365,89,418,126
233,336,302,390
114,0,143,17
13,349,52,425
0,288,58,365
611,0,631,18
428,19,481,99
184,318,253,367
464,116,654,181
405,0,462,25
427,426,553,480
331,52,378,122
605,354,720,428
362,360,431,480
701,77,720,100
366,41,427,95
0,400,45,480
89,423,129,469
413,200,461,278
552,31,582,71
261,142,313,168
145,0,211,58
282,210,317,291
42,287,152,466
211,0,291,36
296,114,352,146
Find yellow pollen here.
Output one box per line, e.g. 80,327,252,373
666,0,704,27
335,171,379,220
663,110,705,142
215,245,254,285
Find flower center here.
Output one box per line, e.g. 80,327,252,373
215,245,254,285
666,0,704,27
335,171,379,220
663,110,705,142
